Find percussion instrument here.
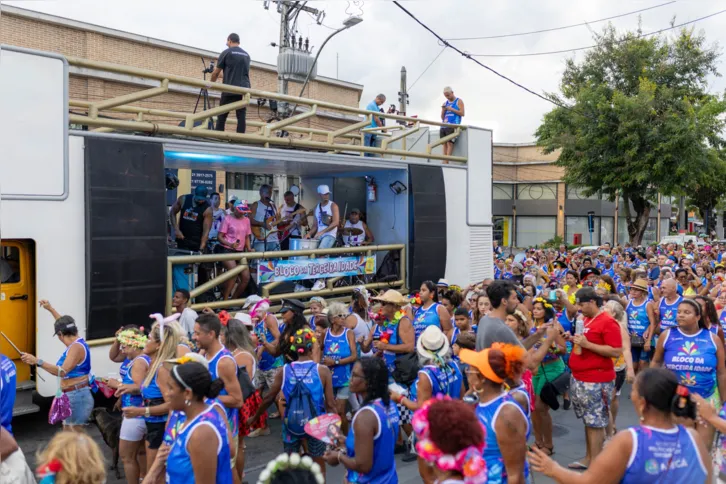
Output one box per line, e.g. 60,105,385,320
340,227,364,236
290,238,320,260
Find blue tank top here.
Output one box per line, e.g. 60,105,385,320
208,348,239,436
345,400,399,484
717,402,726,477
372,321,402,377
255,317,283,371
308,315,318,330
323,328,353,388
659,296,682,330
163,410,186,446
0,356,16,434
410,362,463,400
663,328,718,398
282,361,325,416
56,338,91,379
719,310,726,335
165,405,233,484
443,98,462,125
509,382,531,418
627,299,650,337
413,303,441,342
475,393,531,483
141,370,168,424
621,425,707,483
119,354,150,410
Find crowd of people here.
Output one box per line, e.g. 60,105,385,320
8,239,726,483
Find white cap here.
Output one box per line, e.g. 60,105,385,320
228,195,238,203
234,312,254,327
243,295,262,309
317,185,330,195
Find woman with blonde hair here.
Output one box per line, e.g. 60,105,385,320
603,298,635,437
122,318,181,472
36,431,105,484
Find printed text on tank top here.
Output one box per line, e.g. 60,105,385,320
659,295,682,329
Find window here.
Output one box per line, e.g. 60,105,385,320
0,246,21,284
660,218,671,238
516,216,556,247
493,184,513,200
566,185,600,200
493,216,513,247
226,173,273,205
517,184,557,200
601,217,614,246
617,217,658,245
565,216,601,245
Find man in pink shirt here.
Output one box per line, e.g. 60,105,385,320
218,200,253,299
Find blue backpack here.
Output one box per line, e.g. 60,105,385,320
284,364,319,436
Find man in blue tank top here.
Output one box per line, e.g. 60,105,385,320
658,279,682,331
440,86,465,157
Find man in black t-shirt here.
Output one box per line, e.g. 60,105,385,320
211,33,251,133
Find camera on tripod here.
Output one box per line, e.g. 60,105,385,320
202,61,215,74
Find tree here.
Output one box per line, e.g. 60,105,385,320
685,153,726,237
536,23,726,245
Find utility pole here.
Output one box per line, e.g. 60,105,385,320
398,66,408,119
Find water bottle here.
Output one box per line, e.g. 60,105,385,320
573,319,584,355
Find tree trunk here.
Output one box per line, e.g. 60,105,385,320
623,194,651,246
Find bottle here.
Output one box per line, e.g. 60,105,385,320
573,319,584,355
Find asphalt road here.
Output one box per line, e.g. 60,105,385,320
15,387,641,483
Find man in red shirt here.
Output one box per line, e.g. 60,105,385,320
567,287,623,470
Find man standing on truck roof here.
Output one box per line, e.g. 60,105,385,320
211,32,251,134
363,94,386,156
440,86,465,157
170,185,213,253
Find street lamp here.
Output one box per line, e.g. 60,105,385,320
288,16,363,115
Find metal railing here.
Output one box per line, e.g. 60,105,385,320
166,244,406,313
65,57,466,163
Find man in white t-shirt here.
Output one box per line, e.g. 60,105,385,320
172,289,198,338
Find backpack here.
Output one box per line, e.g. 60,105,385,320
284,363,319,436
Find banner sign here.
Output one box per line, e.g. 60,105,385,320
257,256,376,283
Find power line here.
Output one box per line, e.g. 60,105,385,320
446,1,676,41
391,1,573,111
471,8,726,57
408,46,446,92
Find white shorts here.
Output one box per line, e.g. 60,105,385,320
120,417,147,442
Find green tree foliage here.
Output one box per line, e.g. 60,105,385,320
536,23,726,245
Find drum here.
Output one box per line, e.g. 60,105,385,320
291,238,320,260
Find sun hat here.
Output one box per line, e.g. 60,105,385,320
459,348,503,384
437,278,449,288
372,289,409,306
233,312,254,327
629,279,649,293
416,326,450,359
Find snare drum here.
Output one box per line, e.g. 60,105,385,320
290,238,320,260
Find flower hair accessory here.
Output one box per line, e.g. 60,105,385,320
533,297,553,309
257,452,324,484
117,329,148,348
410,293,422,305
219,311,230,327
412,396,487,484
597,281,612,292
289,328,317,354
37,459,63,484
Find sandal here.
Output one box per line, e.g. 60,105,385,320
567,461,589,470
533,442,555,456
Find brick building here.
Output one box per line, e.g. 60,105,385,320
493,143,675,248
0,5,364,201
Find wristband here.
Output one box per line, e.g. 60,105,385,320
37,359,44,367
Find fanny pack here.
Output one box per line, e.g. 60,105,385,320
630,333,645,348
143,397,165,407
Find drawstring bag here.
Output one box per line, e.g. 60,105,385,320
48,369,72,425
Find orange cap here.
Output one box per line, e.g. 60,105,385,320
459,348,504,384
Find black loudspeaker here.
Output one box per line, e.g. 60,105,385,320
84,138,168,339
408,165,447,288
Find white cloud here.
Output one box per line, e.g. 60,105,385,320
3,0,725,142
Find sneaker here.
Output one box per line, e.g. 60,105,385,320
394,443,407,455
563,398,571,410
247,427,271,438
312,280,325,291
294,284,307,292
402,451,418,462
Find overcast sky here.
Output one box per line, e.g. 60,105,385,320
4,0,726,142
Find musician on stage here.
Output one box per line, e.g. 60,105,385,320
278,190,308,251
341,208,374,246
249,184,280,252
304,185,339,249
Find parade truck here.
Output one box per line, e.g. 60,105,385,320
0,45,493,413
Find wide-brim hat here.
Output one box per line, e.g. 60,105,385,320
629,279,649,292
372,289,408,306
416,325,450,359
580,267,601,280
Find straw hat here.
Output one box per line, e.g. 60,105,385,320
630,279,649,292
416,326,450,359
372,289,408,306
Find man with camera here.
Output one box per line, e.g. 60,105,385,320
210,33,251,134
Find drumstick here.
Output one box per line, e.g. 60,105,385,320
1,332,46,381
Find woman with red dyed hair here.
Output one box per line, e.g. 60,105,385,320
412,398,487,483
460,343,530,484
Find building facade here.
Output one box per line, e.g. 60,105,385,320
0,5,364,201
493,143,675,248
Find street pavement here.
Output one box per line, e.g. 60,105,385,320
15,386,641,483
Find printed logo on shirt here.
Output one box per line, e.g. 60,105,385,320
678,341,699,357
182,209,199,222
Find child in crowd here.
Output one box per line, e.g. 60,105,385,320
452,307,475,345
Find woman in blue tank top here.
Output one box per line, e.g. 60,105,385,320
323,302,358,435
626,282,657,371
529,368,711,483
143,360,233,484
411,281,452,343
460,343,531,484
652,298,726,450
324,358,398,484
21,301,93,430
109,328,150,484
362,290,415,379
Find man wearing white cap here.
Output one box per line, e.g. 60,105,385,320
305,185,339,249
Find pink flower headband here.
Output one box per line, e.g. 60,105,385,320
412,396,487,484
